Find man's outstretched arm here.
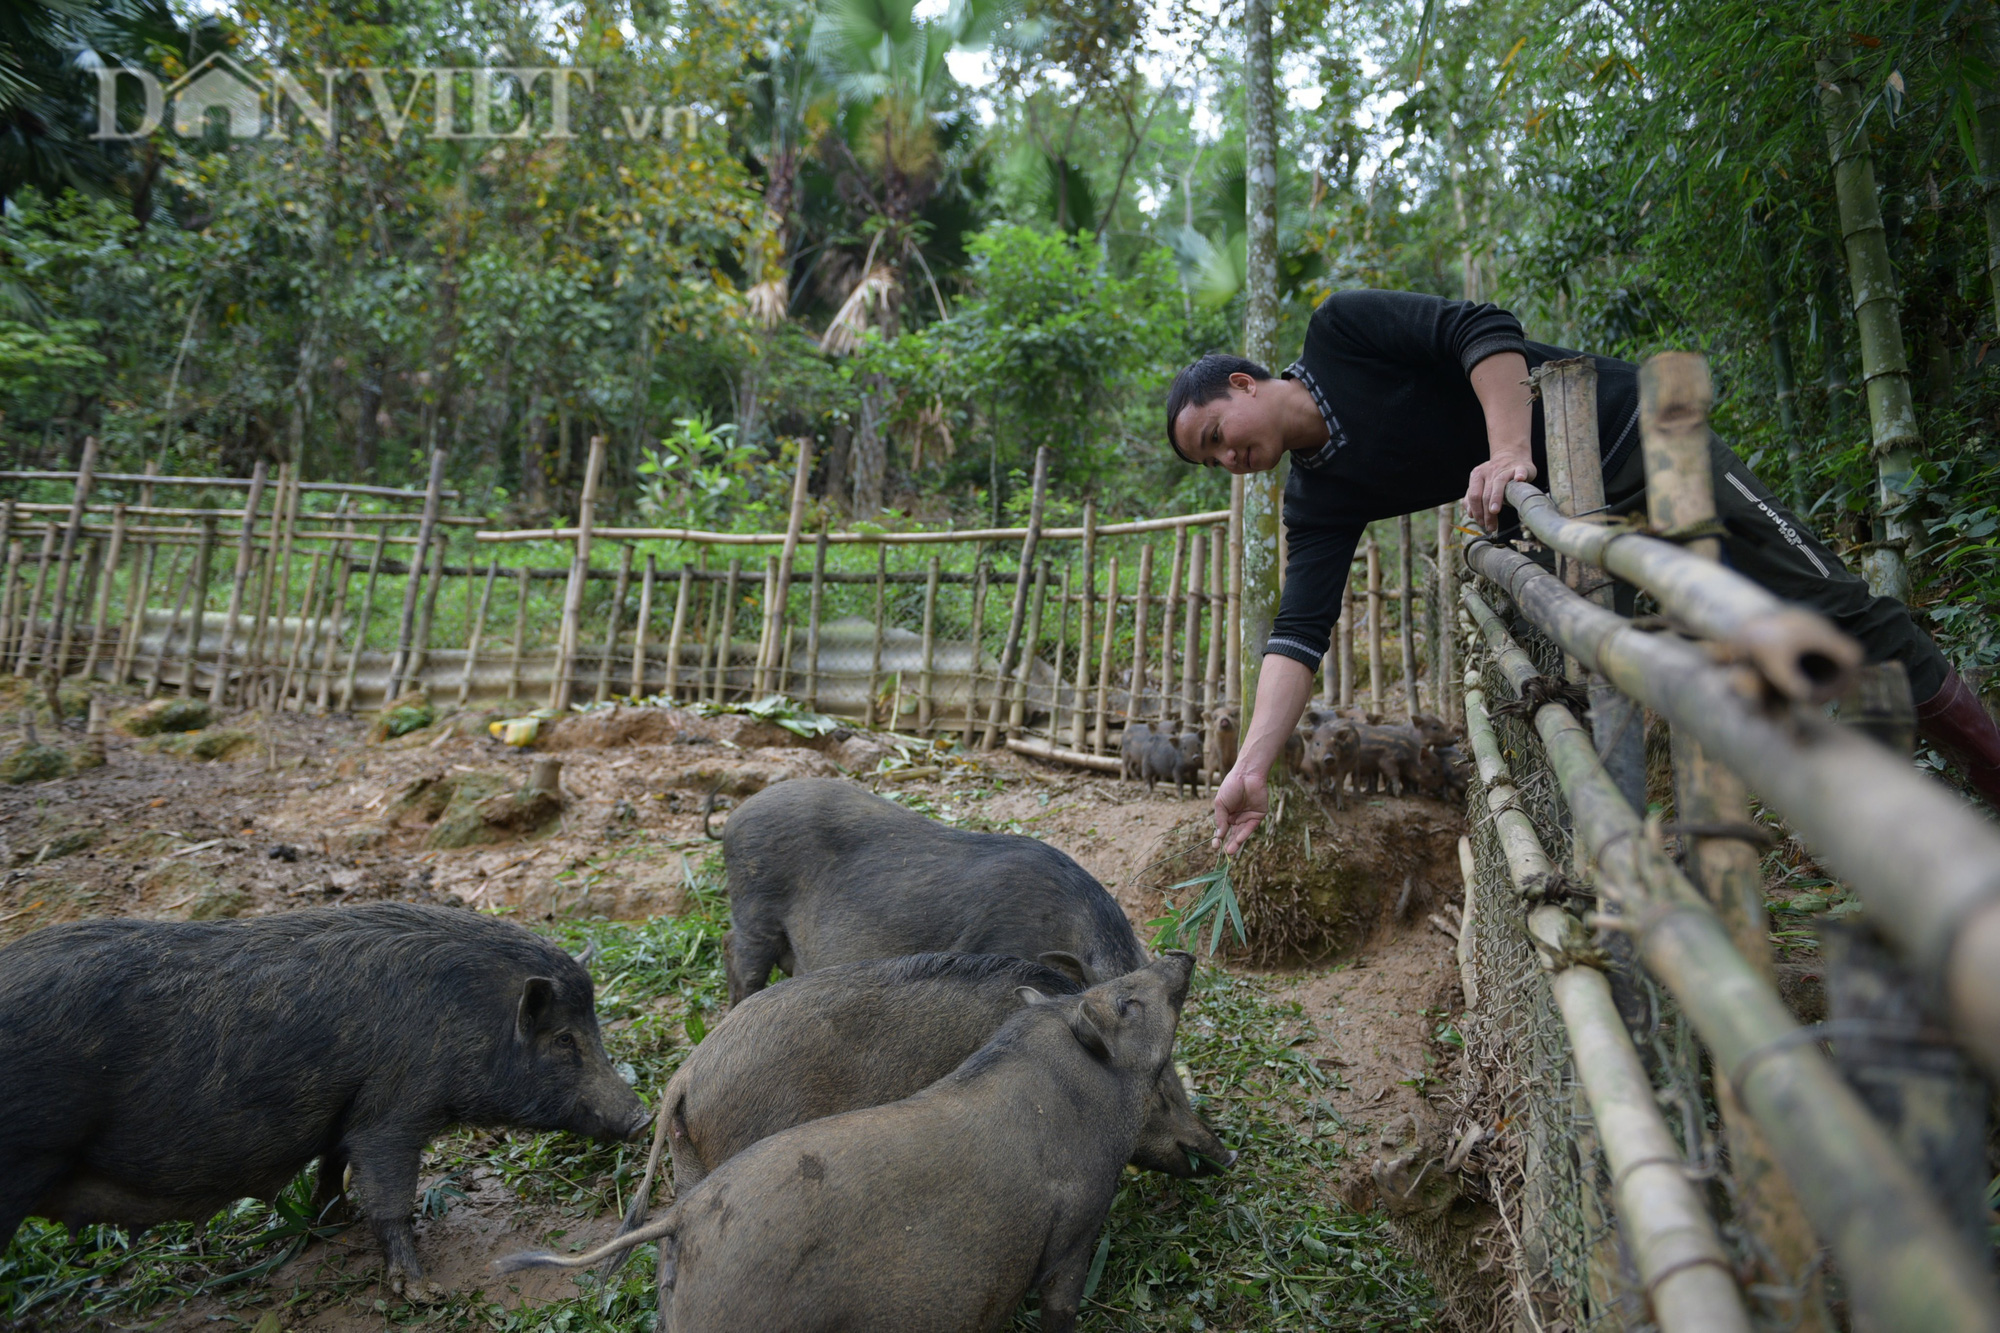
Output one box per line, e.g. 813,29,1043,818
1212,653,1317,855
1462,350,1535,529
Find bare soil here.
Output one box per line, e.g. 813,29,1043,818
0,685,1466,1328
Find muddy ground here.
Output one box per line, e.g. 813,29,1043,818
0,681,1468,1331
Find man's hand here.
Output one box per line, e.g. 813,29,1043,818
1212,764,1268,856
1464,448,1536,531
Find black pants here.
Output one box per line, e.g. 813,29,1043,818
1597,434,1948,701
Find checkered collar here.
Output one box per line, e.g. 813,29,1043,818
1281,360,1346,470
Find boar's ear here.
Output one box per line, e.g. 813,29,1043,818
517,976,558,1040
1066,997,1112,1061
1037,951,1096,987
1016,986,1055,1007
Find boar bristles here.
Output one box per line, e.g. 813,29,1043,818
494,1214,677,1275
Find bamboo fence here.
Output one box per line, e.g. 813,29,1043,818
1,444,1448,752
1451,351,2000,1331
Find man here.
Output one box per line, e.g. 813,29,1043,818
1165,288,2000,853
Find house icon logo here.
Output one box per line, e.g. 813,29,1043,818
168,52,268,138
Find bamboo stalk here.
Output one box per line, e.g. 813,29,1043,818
37,435,97,676
1159,525,1186,725
803,528,828,711
1225,476,1243,706
313,519,357,712
983,447,1049,748
1092,554,1118,754
278,548,325,709
0,469,459,502
1070,502,1096,749
712,558,740,703
699,570,723,700
208,459,270,706
144,546,193,699
461,559,500,707
16,524,55,674
1127,542,1153,726
1050,561,1071,735
868,547,888,722
759,441,813,695
664,564,692,703
1464,585,2000,1331
179,517,216,698
59,536,100,678
1204,532,1224,716
962,554,989,747
115,531,155,685
550,437,604,709
1181,533,1204,732
1397,513,1417,717
258,464,303,708
1436,504,1457,727
84,502,127,681
1008,558,1049,738
0,535,21,670
1337,575,1355,708
474,510,1231,546
631,553,656,697
596,543,634,703
340,529,389,713
755,554,780,698
919,554,940,730
507,568,531,702
405,531,446,697
395,448,451,699
1365,537,1383,715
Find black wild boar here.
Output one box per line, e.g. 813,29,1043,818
1138,729,1203,797
720,778,1146,1003
1119,720,1158,782
1353,723,1424,797
620,952,1230,1233
0,903,647,1292
504,953,1201,1333
1417,742,1471,802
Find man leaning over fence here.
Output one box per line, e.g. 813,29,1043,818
1165,288,2000,851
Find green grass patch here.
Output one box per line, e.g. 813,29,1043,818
0,855,1431,1330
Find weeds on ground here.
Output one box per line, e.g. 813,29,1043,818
0,855,1432,1331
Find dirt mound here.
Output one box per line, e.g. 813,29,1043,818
1133,781,1465,965
538,703,799,752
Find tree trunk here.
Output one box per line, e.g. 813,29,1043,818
851,386,885,517
1817,256,1852,435
1817,57,1921,601
1240,0,1283,721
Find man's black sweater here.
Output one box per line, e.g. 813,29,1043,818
1264,288,1640,672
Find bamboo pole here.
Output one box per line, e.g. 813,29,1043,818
15,524,55,674
1463,585,2000,1332
0,536,20,671
983,447,1050,749
803,528,828,711
59,536,100,679
178,517,216,698
1365,537,1383,715
208,459,270,706
1008,558,1049,738
278,548,325,708
0,469,459,502
144,546,192,698
1226,476,1243,706
257,464,303,707
507,568,531,702
1070,502,1096,749
1204,532,1224,715
918,555,941,730
1338,575,1355,708
1182,533,1204,733
460,559,500,707
698,569,722,700
596,543,634,703
663,564,691,703
549,437,604,710
1159,525,1185,725
83,501,127,681
1397,513,1417,717
1126,542,1153,727
395,447,451,700
405,531,446,697
631,554,656,697
242,466,289,707
340,529,389,713
1092,554,1118,753
867,547,888,721
759,441,813,696
756,553,781,698
711,558,740,704
1436,505,1457,727
313,518,357,712
36,435,97,676
474,510,1230,546
962,554,989,747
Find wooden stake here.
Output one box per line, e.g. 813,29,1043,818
1159,526,1185,724
37,435,97,676
1092,554,1118,753
962,553,988,747
596,543,634,703
1008,557,1048,738
1183,533,1204,732
1049,561,1071,736
1204,531,1224,715
664,564,692,703
396,447,451,700
1365,536,1383,716
115,462,161,684
760,440,813,695
279,548,326,708
59,535,101,678
208,458,270,705
1126,542,1153,726
1437,504,1457,727
1070,502,1096,749
1226,476,1244,706
984,447,1049,749
918,554,940,730
506,567,531,702
712,557,740,703
755,554,779,698
313,516,357,712
1398,512,1418,718
242,465,288,707
405,531,446,699
180,516,216,698
699,569,723,699
631,553,656,697
868,546,888,722
143,545,192,698
1338,574,1355,708
15,524,55,675
0,535,21,670
84,501,128,682
803,527,828,711
460,559,500,706
340,529,388,713
257,463,303,707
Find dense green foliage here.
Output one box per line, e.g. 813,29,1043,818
1,0,1995,673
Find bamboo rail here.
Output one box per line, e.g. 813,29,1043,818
473,511,1229,545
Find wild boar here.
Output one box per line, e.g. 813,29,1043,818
1119,721,1158,782
1138,730,1203,798
1301,716,1362,808
0,903,646,1293
617,952,1231,1246
504,953,1201,1333
721,778,1146,1003
1410,712,1456,750
1415,742,1471,802
1202,707,1239,785
1353,723,1424,797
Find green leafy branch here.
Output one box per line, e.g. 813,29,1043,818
1150,858,1246,956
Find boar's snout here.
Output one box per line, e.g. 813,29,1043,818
573,1060,650,1143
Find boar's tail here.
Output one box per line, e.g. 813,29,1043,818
608,1090,684,1272
700,778,726,840
495,1208,679,1276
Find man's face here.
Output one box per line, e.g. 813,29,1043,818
1172,374,1287,474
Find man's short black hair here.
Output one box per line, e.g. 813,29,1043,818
1164,354,1271,463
